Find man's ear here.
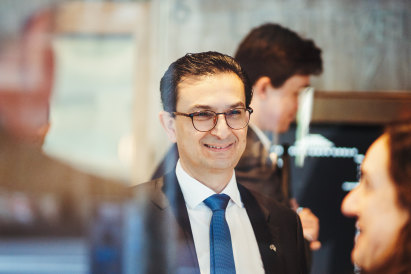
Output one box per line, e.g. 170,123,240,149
159,111,177,143
253,76,272,99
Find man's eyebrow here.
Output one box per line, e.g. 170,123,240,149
230,102,245,108
189,102,245,112
189,104,212,111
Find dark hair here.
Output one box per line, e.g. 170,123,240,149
160,51,252,112
366,119,411,274
234,23,323,87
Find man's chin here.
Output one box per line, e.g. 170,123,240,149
351,244,369,271
203,158,237,172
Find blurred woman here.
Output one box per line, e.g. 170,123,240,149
341,120,411,274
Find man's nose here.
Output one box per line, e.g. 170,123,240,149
210,114,231,139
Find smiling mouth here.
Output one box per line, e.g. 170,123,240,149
204,143,233,150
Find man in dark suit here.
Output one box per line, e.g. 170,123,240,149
131,51,307,274
151,24,323,254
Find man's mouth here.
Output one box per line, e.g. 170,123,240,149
204,143,233,150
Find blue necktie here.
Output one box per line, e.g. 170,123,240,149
204,194,236,274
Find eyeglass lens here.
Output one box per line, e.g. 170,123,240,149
192,108,250,132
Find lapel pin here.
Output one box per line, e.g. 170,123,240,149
269,244,277,252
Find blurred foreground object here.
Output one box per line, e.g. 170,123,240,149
0,0,128,240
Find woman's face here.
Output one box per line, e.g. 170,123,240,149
341,134,409,271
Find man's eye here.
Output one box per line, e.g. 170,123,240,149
197,111,213,117
227,109,243,116
194,111,214,120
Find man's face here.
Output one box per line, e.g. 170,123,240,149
341,135,409,271
260,75,309,133
170,72,248,180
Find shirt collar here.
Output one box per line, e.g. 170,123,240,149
249,123,271,150
175,160,243,209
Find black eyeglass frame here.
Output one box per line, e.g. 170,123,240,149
172,107,253,132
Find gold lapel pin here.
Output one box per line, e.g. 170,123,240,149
269,244,277,252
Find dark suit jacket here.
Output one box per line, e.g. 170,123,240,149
131,171,307,274
236,127,287,206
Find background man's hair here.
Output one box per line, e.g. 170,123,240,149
160,51,252,113
234,23,323,87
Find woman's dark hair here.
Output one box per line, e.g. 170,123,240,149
365,119,411,274
160,51,252,112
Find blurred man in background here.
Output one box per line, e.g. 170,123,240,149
234,23,323,251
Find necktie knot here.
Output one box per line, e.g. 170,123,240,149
204,194,230,212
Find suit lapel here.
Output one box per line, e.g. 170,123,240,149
153,172,201,274
238,184,285,274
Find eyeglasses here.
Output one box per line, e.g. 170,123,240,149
173,107,253,132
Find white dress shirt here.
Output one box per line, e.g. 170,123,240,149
176,160,265,274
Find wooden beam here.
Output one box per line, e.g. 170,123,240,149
311,91,411,124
